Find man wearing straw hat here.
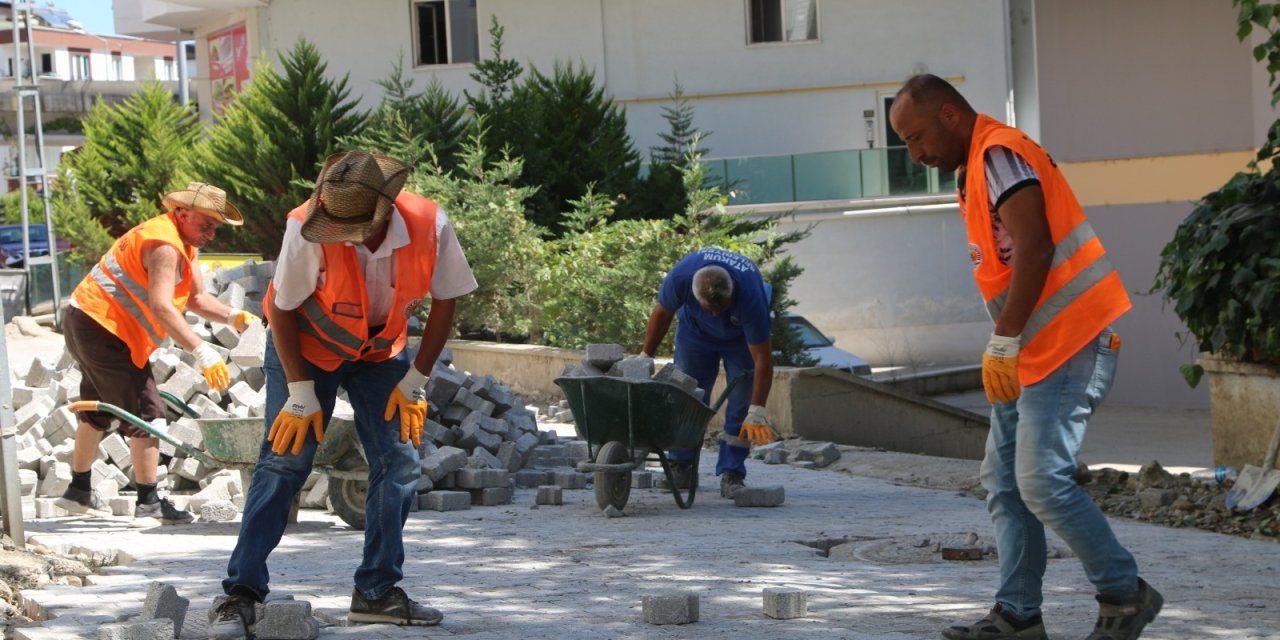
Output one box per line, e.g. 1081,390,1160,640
56,182,256,527
210,150,476,638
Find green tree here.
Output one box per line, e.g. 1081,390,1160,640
365,55,469,173
60,82,200,234
627,82,712,221
192,38,365,257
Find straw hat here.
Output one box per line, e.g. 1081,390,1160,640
161,182,243,225
300,151,411,244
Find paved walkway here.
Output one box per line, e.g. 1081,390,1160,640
11,454,1280,639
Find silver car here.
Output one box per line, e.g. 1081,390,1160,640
783,314,872,376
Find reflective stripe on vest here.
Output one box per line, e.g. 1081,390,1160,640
88,252,164,345
294,297,400,358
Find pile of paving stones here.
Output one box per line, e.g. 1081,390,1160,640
9,261,593,525
1082,460,1280,540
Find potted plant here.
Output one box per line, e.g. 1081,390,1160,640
1151,0,1280,468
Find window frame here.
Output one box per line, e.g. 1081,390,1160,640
745,0,821,47
410,0,478,69
69,49,91,80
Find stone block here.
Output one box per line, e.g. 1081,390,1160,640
99,433,130,468
200,501,239,522
98,619,174,640
24,357,54,387
469,486,513,506
142,581,189,637
439,404,470,427
496,441,522,473
514,470,550,488
455,468,508,489
552,470,588,490
514,432,540,458
800,442,841,468
158,366,205,403
585,343,625,369
564,440,590,464
15,395,55,434
422,419,450,445
733,485,785,507
109,496,135,516
631,471,654,489
426,365,465,407
467,447,503,470
211,323,240,350
255,600,319,640
423,490,471,512
37,461,71,498
654,363,699,394
456,421,502,453
230,322,267,367
609,355,654,379
642,593,699,625
762,587,807,619
532,444,567,468
535,485,562,506
763,449,790,465
301,475,330,509
421,446,467,482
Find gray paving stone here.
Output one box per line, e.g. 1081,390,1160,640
255,600,319,640
762,587,807,619
535,485,562,506
96,618,173,640
733,485,785,507
642,593,698,625
141,581,188,637
423,490,470,511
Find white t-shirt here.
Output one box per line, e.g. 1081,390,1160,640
272,205,478,325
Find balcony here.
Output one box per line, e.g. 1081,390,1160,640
0,77,184,114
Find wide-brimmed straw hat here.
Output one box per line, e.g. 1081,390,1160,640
162,182,243,225
300,151,411,244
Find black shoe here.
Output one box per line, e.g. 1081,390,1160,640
208,593,256,640
720,471,745,498
55,485,111,517
349,586,443,626
941,604,1049,640
1086,577,1163,640
131,497,195,527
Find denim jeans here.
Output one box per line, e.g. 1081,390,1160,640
981,327,1138,619
667,336,753,477
224,332,420,601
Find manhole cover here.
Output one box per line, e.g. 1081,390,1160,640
814,533,1075,565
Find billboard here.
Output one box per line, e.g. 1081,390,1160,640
208,22,249,115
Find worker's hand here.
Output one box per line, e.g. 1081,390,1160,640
384,366,428,447
192,342,230,392
982,333,1022,404
228,307,261,333
739,404,775,446
268,380,324,456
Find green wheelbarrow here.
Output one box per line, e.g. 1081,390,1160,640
553,371,745,511
67,397,371,530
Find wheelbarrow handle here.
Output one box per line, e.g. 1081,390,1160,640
709,370,751,413
67,400,220,469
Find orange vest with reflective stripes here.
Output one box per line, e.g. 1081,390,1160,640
72,212,196,369
264,192,439,371
960,114,1131,385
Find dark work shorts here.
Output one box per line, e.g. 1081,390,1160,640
62,305,163,438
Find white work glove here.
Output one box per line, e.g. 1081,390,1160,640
739,404,775,446
192,342,230,392
982,333,1022,404
268,380,324,456
228,306,261,333
384,366,428,446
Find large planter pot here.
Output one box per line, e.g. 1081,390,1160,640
1201,354,1280,469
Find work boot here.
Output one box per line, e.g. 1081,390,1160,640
941,604,1049,640
349,586,443,626
130,497,195,528
55,485,111,518
720,471,745,498
668,463,695,491
207,593,256,640
1085,577,1163,640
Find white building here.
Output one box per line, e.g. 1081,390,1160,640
115,0,1275,408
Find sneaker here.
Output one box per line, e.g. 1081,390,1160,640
130,497,195,527
720,471,745,498
55,486,111,517
207,593,256,640
668,463,695,491
349,586,443,626
1086,577,1163,640
942,604,1049,640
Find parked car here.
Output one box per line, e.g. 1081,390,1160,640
782,314,873,376
0,224,72,268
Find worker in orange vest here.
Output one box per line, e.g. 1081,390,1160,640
211,151,477,639
58,182,256,527
890,74,1161,640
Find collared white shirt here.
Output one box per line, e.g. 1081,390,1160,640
272,205,478,325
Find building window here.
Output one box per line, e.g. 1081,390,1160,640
162,57,175,81
69,50,91,80
747,0,819,44
111,53,123,81
39,53,53,75
412,0,478,66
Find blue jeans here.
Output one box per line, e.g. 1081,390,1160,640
981,327,1138,619
667,336,753,477
224,333,420,601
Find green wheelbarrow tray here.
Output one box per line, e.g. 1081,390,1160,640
553,371,747,511
197,416,357,469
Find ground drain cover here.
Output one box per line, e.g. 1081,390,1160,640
795,533,1075,565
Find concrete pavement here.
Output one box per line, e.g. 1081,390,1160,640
11,452,1280,640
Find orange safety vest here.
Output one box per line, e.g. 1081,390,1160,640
960,114,1131,386
72,212,196,369
263,192,439,371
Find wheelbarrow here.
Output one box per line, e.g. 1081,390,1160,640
553,371,745,511
66,397,371,530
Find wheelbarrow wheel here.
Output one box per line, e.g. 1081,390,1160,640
327,452,368,531
594,441,632,511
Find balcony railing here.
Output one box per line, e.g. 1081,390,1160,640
693,147,957,206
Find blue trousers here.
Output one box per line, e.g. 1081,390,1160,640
981,328,1138,618
224,333,420,601
667,336,753,477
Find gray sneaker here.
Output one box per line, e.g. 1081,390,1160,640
131,497,194,527
208,593,255,640
1086,577,1163,640
55,486,111,518
942,604,1049,640
349,586,443,626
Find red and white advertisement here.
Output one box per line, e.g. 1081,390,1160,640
207,22,249,116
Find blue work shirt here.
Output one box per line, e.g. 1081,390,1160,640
658,248,772,347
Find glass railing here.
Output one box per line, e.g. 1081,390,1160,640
655,147,957,206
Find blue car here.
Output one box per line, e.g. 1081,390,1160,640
0,224,72,267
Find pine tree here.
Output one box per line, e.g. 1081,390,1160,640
363,55,468,172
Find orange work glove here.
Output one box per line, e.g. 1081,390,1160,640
384,366,428,447
228,307,261,333
268,381,324,456
192,342,230,392
739,404,775,446
982,333,1022,404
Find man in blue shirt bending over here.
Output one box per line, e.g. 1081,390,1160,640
641,248,776,497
